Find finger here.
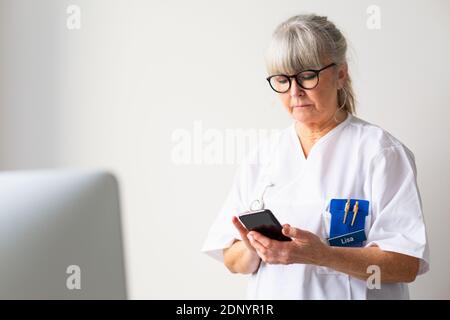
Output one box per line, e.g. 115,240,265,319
247,234,266,254
232,216,254,249
251,231,273,248
232,216,248,235
246,230,263,243
282,224,306,239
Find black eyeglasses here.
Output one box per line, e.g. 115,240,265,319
266,63,336,93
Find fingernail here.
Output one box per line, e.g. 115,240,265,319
247,234,253,241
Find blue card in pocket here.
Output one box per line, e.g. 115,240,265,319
327,199,369,247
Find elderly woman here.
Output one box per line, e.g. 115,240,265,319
202,14,429,299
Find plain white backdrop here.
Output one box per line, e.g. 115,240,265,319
0,0,449,299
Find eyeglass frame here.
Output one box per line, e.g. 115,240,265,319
266,63,337,93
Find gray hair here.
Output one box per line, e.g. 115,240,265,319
265,14,356,114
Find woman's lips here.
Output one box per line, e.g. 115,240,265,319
292,104,312,108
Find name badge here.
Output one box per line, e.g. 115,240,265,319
327,198,370,247
328,229,367,247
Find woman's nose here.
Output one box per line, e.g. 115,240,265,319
289,79,305,97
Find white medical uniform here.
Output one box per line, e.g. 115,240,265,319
201,113,429,300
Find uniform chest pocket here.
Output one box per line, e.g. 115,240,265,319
322,199,371,248
318,200,370,276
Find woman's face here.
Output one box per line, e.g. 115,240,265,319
278,63,347,127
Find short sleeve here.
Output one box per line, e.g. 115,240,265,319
201,161,249,262
366,144,430,275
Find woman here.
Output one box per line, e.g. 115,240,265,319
202,14,429,299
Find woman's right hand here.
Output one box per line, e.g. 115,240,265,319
232,216,257,253
223,216,261,274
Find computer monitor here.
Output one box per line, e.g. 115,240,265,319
0,169,127,299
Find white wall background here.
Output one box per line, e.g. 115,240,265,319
1,0,449,299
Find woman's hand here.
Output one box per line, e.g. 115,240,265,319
231,216,258,253
222,216,261,274
247,224,329,266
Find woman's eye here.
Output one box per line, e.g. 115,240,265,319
275,77,288,84
299,73,316,80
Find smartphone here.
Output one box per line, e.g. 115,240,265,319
238,209,291,242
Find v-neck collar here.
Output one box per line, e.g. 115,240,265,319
290,112,352,162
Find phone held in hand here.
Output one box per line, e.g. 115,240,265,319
238,209,291,242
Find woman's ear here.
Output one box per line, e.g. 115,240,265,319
337,62,348,89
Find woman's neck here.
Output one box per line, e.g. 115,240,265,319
294,111,347,157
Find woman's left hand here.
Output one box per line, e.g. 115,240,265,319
247,224,329,266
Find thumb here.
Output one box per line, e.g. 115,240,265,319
282,224,305,239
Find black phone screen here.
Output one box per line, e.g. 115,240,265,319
238,209,291,242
